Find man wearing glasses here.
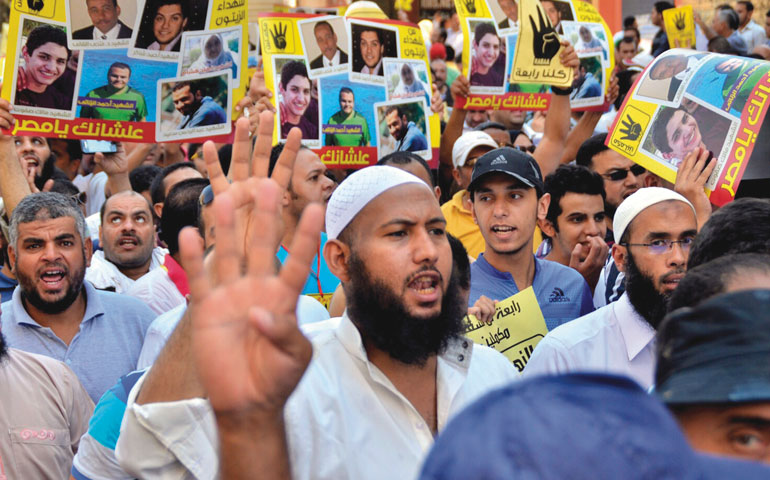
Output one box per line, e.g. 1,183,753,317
524,188,698,389
441,131,499,258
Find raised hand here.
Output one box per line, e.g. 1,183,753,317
674,146,716,230
531,5,560,64
468,295,497,325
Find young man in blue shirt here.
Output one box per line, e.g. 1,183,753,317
467,147,594,330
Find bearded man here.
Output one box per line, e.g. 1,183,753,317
524,188,697,389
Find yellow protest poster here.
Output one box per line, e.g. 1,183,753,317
258,13,440,169
462,287,548,373
608,49,770,206
663,6,695,49
510,0,572,88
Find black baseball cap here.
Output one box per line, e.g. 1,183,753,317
467,147,544,196
655,289,770,405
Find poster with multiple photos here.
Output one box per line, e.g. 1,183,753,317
607,49,770,206
2,0,249,143
454,0,614,112
258,13,440,169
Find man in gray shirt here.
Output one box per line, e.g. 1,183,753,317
1,192,155,402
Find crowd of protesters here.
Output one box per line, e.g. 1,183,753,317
1,1,770,479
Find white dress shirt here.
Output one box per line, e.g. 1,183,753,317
523,293,656,389
323,49,340,67
361,59,383,75
739,20,768,53
115,314,517,479
92,22,122,40
86,247,168,293
126,267,185,315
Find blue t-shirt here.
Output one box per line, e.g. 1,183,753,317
469,254,595,331
178,96,227,129
1,281,156,402
397,122,428,152
0,270,17,303
276,232,340,310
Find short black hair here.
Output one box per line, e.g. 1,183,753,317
130,164,161,194
48,178,79,197
473,22,498,45
575,133,609,169
650,107,679,154
314,20,333,34
385,105,406,119
619,36,636,47
150,162,198,205
377,151,435,187
667,253,770,312
268,143,310,178
623,15,637,28
738,1,754,12
280,60,309,90
654,2,674,14
159,178,209,255
108,62,131,76
448,233,471,292
359,26,384,44
153,0,187,18
687,198,770,268
25,24,70,58
543,164,605,231
339,87,354,101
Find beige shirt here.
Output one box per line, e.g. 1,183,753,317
0,348,94,479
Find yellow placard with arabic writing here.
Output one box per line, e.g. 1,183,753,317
463,287,547,373
511,0,573,88
663,6,695,49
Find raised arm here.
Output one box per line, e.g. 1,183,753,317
0,99,32,215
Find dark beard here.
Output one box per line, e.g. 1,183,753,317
0,331,7,361
624,251,670,330
17,261,86,315
345,253,466,366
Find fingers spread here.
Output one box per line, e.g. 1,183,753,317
229,117,253,181
204,141,229,194
246,179,282,277
179,226,210,303
251,111,275,178
213,193,242,285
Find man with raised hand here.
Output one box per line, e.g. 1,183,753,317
115,114,516,480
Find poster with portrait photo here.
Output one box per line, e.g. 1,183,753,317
384,59,431,104
156,70,231,141
639,96,738,186
348,20,399,85
561,21,608,67
468,19,507,94
178,27,241,86
489,0,520,36
273,55,321,148
11,16,81,119
570,55,604,109
633,50,706,108
66,0,138,50
374,97,431,161
320,73,382,147
129,0,212,62
298,16,349,79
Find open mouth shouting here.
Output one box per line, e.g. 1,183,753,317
490,224,516,240
406,270,442,303
116,234,140,251
39,266,68,291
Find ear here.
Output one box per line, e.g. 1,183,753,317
84,237,93,268
7,244,17,275
644,173,660,187
21,45,28,59
539,217,557,238
323,239,351,283
451,167,461,185
611,243,627,273
537,192,550,221
434,186,442,201
154,202,164,218
281,189,291,208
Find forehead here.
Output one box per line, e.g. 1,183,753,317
156,4,183,15
315,23,333,35
294,149,324,173
110,67,130,75
475,172,532,193
173,85,192,96
666,111,687,130
592,149,634,171
557,192,604,214
479,34,499,44
105,194,151,215
87,0,112,7
31,42,68,59
287,75,310,89
340,91,354,99
350,183,440,236
17,216,79,239
628,201,696,237
360,31,379,42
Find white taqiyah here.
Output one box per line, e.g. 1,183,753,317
613,187,695,244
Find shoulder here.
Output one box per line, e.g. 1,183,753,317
538,304,614,349
468,343,517,377
73,26,93,39
94,289,156,319
537,258,587,286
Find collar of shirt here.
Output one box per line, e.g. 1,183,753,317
334,313,474,410
614,293,655,362
474,252,540,288
93,22,122,40
9,280,106,328
162,253,190,297
362,59,382,75
323,49,340,67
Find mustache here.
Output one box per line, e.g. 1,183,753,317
36,262,69,277
660,268,686,283
404,266,443,286
117,233,142,244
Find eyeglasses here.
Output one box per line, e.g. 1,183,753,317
514,145,536,153
602,164,646,181
621,237,694,255
70,192,87,207
463,156,482,169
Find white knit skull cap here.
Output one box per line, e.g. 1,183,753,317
613,187,695,244
325,165,431,240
